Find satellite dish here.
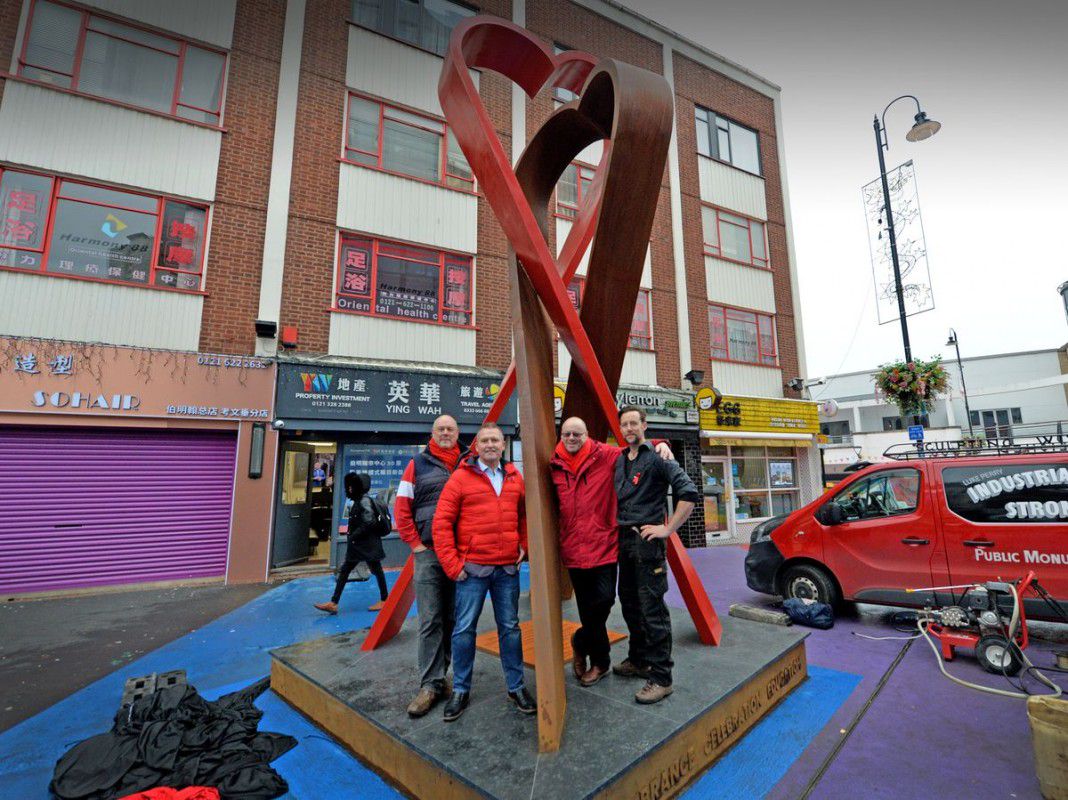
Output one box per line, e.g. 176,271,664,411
819,399,839,417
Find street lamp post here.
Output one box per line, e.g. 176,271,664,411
946,328,973,437
873,95,941,363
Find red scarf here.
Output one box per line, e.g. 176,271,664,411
428,439,461,471
554,438,594,474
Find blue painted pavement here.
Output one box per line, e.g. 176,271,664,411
0,570,857,799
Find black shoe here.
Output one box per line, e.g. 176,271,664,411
443,691,470,722
508,687,536,715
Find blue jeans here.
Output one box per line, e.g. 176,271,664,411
451,566,524,694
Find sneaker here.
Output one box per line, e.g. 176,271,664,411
368,600,386,611
406,687,440,718
635,681,673,704
612,659,650,679
571,631,588,680
579,665,609,687
508,687,536,715
443,691,470,722
313,601,338,614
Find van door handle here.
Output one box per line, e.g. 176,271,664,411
963,539,995,547
901,537,929,546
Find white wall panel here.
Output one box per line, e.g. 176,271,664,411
337,164,477,253
705,256,776,313
576,140,604,166
0,272,202,350
0,83,220,201
347,26,478,114
710,361,784,398
698,156,767,220
329,313,476,366
557,343,657,386
555,218,651,286
78,0,236,47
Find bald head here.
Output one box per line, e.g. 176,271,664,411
432,415,459,449
560,416,589,454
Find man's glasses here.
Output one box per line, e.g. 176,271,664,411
561,432,585,438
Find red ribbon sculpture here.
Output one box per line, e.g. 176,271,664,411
362,17,721,751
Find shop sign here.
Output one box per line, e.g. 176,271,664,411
275,363,517,426
552,383,697,426
0,338,275,420
696,389,819,435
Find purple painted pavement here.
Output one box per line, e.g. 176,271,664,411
665,545,1065,799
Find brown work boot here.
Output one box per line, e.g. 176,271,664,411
571,631,588,680
635,681,673,704
406,687,440,718
313,601,338,614
368,600,386,611
580,665,609,687
612,659,650,679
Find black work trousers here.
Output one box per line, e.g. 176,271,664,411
568,562,618,671
617,526,673,685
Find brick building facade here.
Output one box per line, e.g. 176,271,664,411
0,0,819,593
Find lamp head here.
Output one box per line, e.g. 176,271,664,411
946,329,957,347
906,111,941,142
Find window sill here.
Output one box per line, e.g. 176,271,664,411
0,264,208,296
696,153,763,180
702,252,772,273
0,73,227,133
338,158,478,197
328,306,478,332
709,356,780,369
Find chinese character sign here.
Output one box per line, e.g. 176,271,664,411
0,170,52,252
338,239,372,314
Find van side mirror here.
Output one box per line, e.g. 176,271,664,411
819,503,845,526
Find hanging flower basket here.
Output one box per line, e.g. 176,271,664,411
873,357,949,418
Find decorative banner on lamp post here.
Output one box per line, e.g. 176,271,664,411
862,159,934,324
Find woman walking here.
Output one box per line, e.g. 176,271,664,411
315,472,389,613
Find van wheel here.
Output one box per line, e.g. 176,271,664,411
781,565,840,607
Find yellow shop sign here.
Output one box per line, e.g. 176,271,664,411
695,389,819,437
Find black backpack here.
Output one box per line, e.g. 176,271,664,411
367,493,393,538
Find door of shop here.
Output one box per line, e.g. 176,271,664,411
0,426,236,595
701,458,731,539
272,441,315,568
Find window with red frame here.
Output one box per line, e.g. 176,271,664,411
0,167,208,291
567,277,653,350
556,162,595,219
702,206,768,268
336,236,473,327
709,304,776,366
17,0,226,124
345,95,473,191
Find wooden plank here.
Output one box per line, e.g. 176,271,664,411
475,618,627,667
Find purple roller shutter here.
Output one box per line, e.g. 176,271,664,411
0,426,237,595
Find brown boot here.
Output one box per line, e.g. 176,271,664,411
580,665,609,687
368,600,386,611
571,631,588,680
314,601,338,614
406,687,440,718
612,659,650,679
635,681,673,704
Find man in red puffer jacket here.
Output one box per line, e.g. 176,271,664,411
550,416,673,688
432,423,533,722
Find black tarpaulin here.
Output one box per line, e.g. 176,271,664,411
50,677,296,800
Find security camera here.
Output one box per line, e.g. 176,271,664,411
787,377,804,392
273,419,285,429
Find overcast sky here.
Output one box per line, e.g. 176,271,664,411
620,0,1068,378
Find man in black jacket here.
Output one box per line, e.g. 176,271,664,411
614,405,699,705
395,414,463,717
315,473,388,614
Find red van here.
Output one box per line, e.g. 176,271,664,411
744,443,1068,620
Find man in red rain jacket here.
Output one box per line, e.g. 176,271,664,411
549,416,673,687
432,423,534,722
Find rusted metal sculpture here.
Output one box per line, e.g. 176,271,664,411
362,17,722,752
